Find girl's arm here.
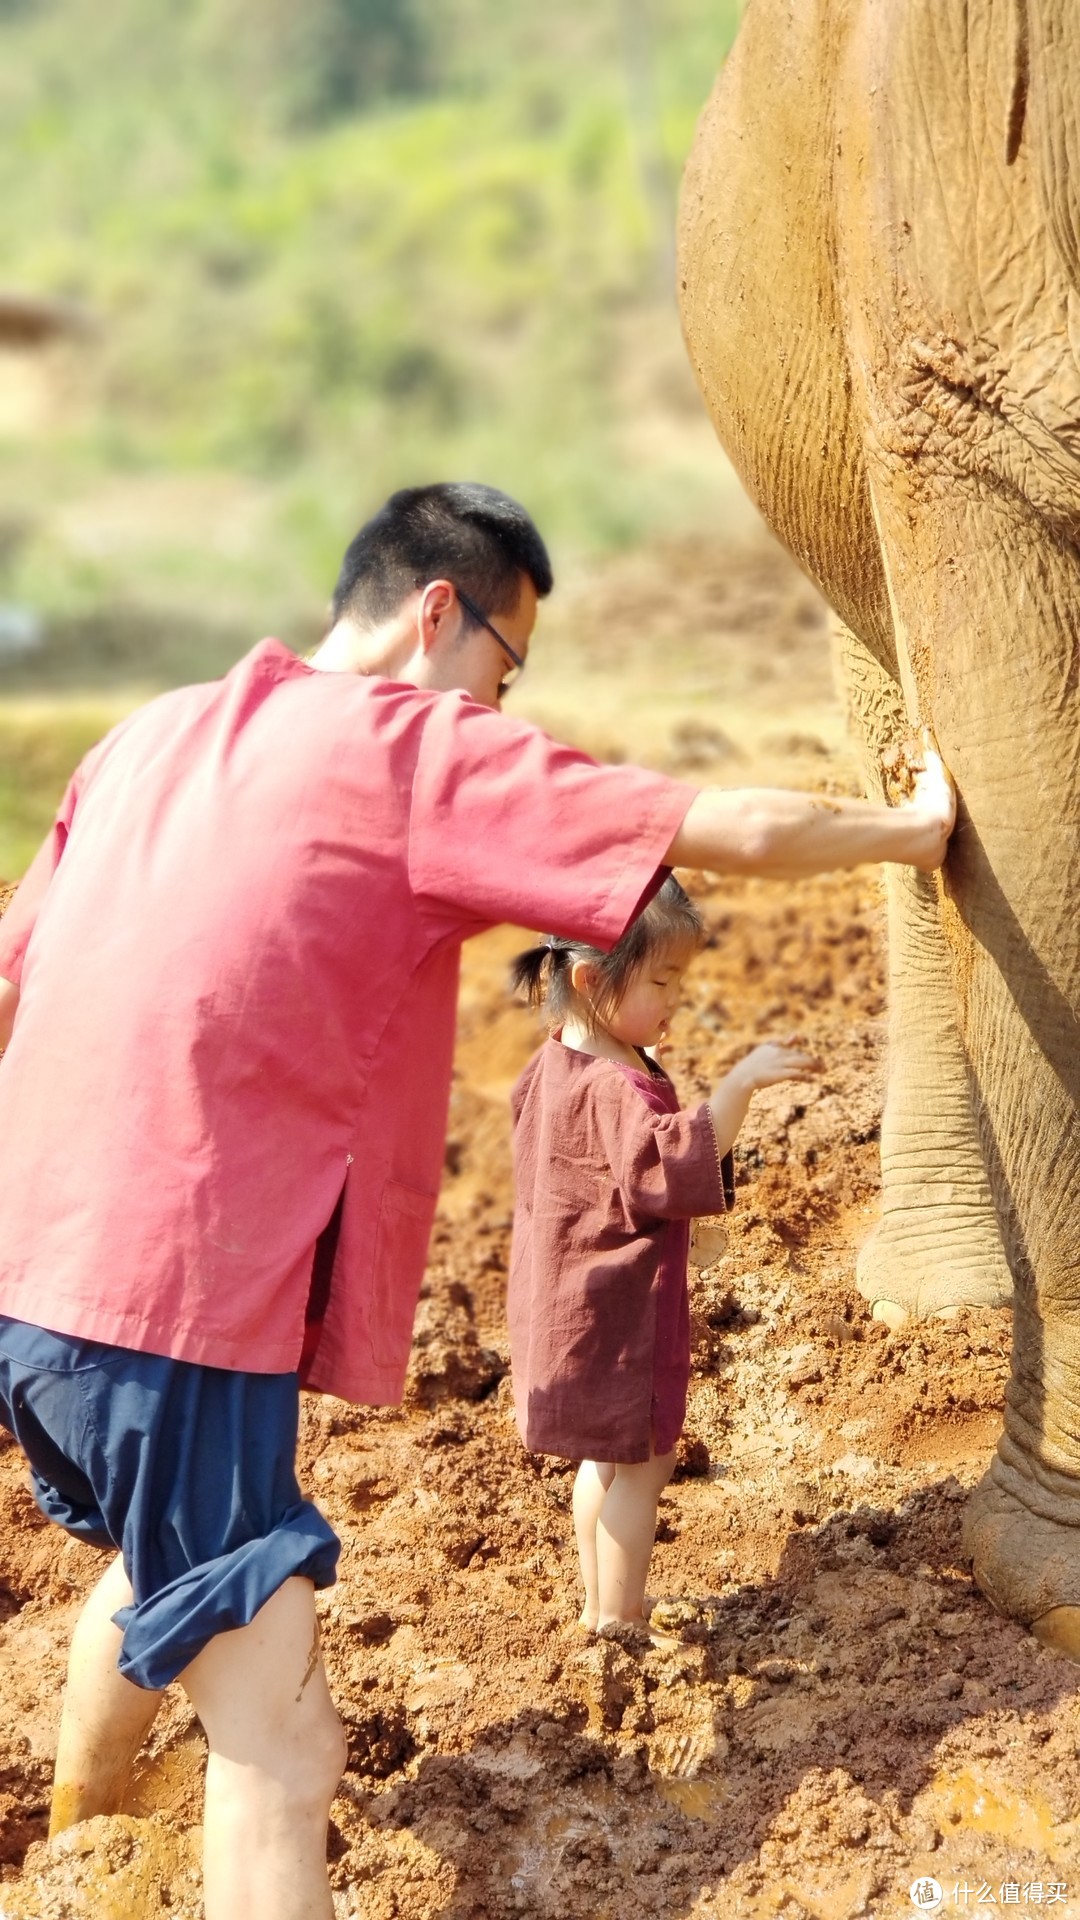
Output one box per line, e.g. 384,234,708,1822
709,1039,820,1158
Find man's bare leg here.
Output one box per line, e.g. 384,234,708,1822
50,1552,165,1835
180,1575,346,1920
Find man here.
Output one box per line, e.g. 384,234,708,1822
0,482,954,1918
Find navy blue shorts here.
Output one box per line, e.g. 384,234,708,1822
0,1315,340,1692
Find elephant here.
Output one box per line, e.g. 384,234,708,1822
677,0,1080,1655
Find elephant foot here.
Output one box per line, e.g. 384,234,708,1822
963,1464,1080,1653
856,1214,1012,1327
1032,1608,1080,1664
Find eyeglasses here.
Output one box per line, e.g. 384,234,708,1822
454,585,525,691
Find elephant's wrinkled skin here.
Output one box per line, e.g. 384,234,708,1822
678,0,1080,1645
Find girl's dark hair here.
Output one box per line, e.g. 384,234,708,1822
511,875,703,1031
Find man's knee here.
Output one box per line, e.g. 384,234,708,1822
280,1699,348,1813
180,1575,350,1808
210,1696,346,1819
254,1666,347,1794
314,1704,349,1796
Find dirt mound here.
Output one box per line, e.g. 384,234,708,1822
2,537,1077,1920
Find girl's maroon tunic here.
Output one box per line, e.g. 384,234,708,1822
508,1039,733,1464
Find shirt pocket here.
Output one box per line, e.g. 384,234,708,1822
370,1178,439,1369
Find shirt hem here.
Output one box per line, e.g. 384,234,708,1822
302,1356,409,1405
520,1431,654,1466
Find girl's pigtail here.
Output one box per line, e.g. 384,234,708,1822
511,936,573,1011
509,943,553,1008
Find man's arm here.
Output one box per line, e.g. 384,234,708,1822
665,752,955,878
0,975,18,1052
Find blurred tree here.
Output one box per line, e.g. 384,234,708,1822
211,0,430,129
291,0,430,123
616,0,674,295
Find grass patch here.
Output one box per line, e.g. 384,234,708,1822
0,699,132,878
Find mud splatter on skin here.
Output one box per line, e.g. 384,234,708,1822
295,1623,321,1704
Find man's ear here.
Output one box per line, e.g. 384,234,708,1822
417,580,456,656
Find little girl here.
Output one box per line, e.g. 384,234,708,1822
507,876,817,1638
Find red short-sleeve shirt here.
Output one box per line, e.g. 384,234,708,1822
0,641,694,1404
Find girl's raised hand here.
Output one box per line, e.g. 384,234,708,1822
738,1036,821,1089
708,1034,822,1159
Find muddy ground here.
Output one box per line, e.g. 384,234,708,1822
1,534,1078,1919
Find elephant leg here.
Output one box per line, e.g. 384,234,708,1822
679,0,1005,1324
833,622,1012,1324
835,0,1080,1640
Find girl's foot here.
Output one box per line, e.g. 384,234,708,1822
596,1615,685,1653
574,1623,683,1652
579,1593,656,1633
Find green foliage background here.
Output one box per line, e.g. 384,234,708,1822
0,0,746,868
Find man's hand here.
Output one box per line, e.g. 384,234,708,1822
666,735,958,879
904,733,956,871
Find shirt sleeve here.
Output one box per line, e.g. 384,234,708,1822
407,694,696,949
590,1072,729,1222
0,770,83,984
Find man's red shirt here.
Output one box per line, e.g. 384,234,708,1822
0,642,693,1403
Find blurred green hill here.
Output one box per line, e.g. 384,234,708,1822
0,0,747,868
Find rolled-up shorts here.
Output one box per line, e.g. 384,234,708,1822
0,1314,340,1692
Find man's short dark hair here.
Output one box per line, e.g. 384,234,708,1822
331,483,554,628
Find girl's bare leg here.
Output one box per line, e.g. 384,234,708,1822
180,1575,346,1920
50,1552,166,1836
573,1461,616,1628
595,1448,677,1627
